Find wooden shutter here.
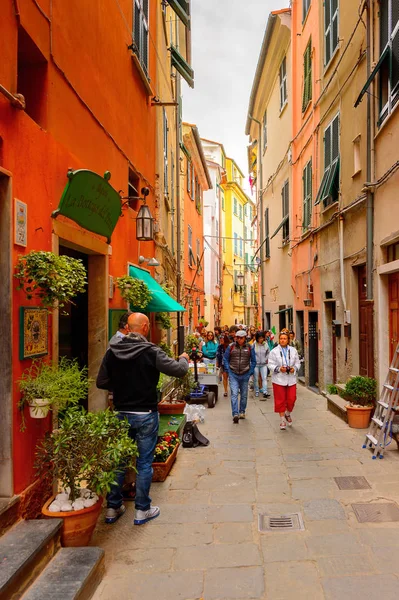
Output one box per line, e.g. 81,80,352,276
302,41,312,112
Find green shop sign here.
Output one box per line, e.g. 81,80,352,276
52,170,121,243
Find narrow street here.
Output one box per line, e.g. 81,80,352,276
91,385,399,600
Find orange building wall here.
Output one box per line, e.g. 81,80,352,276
291,0,321,352
1,0,157,495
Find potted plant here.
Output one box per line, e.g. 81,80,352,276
17,358,91,428
115,275,152,309
152,431,180,482
344,376,377,428
174,369,196,401
198,317,209,328
37,406,138,546
155,312,172,330
14,251,87,309
184,333,200,353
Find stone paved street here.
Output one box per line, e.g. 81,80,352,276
91,385,399,599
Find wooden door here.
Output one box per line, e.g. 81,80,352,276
389,272,399,362
358,266,374,377
331,302,337,383
308,312,319,387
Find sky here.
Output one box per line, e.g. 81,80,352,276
182,0,288,187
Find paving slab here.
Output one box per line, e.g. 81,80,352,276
174,542,262,570
305,532,365,557
264,561,324,600
322,574,399,599
204,566,264,600
316,553,375,577
213,522,254,544
95,571,204,600
303,499,346,520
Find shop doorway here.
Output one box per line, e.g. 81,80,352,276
296,310,305,378
389,272,399,362
0,169,12,497
59,246,89,408
308,311,319,389
358,265,374,377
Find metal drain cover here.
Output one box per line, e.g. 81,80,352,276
258,513,305,532
334,476,371,490
352,503,399,523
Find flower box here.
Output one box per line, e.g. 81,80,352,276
152,443,179,482
158,399,186,415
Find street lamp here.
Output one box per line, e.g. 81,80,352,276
136,204,154,241
195,297,201,306
236,272,245,287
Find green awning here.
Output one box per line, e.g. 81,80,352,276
355,46,389,107
171,46,194,88
167,0,190,28
271,214,288,239
128,265,185,312
274,307,293,314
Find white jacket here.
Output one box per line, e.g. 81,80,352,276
268,344,300,387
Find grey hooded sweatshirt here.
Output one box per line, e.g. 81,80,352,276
96,333,189,412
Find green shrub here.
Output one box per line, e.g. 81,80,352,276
326,384,339,395
344,376,377,407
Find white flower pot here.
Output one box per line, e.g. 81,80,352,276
28,398,51,418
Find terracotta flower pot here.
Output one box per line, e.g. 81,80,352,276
152,443,179,482
158,400,186,415
346,405,373,429
42,495,103,547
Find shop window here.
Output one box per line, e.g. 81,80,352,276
17,26,47,128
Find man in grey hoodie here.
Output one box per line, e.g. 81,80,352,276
97,312,189,526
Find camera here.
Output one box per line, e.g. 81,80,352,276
284,366,291,374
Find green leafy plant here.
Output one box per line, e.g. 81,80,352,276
158,342,173,358
327,384,339,395
174,369,196,399
156,312,172,330
198,317,209,327
35,406,138,502
184,333,200,353
17,358,92,430
14,251,87,309
115,275,152,309
344,376,377,407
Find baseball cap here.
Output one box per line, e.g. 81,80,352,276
236,330,246,338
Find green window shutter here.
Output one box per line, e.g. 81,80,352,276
302,42,312,112
303,160,312,229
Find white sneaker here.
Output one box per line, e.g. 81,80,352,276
280,419,287,431
285,412,293,426
134,505,160,525
105,504,126,524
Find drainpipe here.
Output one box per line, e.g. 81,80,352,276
248,115,265,329
366,0,374,300
175,73,183,353
339,215,347,312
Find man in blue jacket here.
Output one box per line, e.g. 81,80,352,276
223,330,256,423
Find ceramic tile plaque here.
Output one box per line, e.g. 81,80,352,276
20,307,48,359
15,199,27,247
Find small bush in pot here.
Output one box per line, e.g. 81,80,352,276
344,376,377,407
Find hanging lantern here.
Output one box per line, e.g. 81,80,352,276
136,204,154,241
237,272,245,287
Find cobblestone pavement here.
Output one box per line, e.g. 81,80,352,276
91,384,399,600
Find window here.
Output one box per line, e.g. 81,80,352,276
233,197,238,215
239,204,243,221
265,207,270,258
302,39,312,112
234,232,238,255
282,181,289,242
188,225,195,267
187,161,191,195
128,168,140,211
262,111,267,152
171,151,175,208
324,0,339,66
133,0,149,76
216,260,219,284
353,135,361,176
216,219,219,243
223,237,226,252
195,179,201,213
244,225,248,242
196,239,201,271
387,242,399,262
163,109,168,197
302,159,312,230
315,114,340,207
279,57,288,109
239,237,243,258
379,0,399,122
222,194,225,211
303,0,311,22
17,26,48,127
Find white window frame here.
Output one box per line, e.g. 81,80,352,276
324,0,339,67
279,57,288,110
133,0,149,76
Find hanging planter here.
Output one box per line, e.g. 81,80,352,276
155,312,172,330
115,276,152,309
14,251,87,310
28,399,51,419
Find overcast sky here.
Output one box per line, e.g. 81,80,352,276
182,0,288,189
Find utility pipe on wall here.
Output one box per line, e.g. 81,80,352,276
366,0,374,300
339,215,347,312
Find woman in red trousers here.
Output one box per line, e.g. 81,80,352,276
268,331,301,430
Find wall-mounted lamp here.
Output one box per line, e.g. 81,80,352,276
121,186,154,241
195,297,201,306
236,272,245,287
138,256,160,267
203,298,207,307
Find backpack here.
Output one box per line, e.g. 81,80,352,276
182,421,210,448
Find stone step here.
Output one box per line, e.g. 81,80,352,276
0,518,63,600
323,391,348,423
0,496,20,536
21,547,105,600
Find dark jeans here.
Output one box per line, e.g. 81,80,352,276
107,411,159,511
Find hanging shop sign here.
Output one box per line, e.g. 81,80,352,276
52,170,121,243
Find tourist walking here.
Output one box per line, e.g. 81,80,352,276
268,331,300,430
201,331,218,366
253,331,270,399
216,333,231,397
223,330,256,423
96,313,189,525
